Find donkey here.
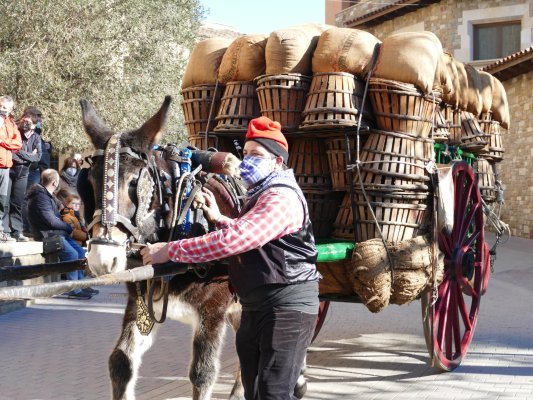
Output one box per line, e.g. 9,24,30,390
79,96,244,400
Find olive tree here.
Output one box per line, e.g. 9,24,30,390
0,0,204,153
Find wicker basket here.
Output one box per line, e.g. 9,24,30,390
442,105,462,145
368,78,438,138
288,138,332,189
325,136,369,191
460,111,488,154
181,84,223,136
433,105,449,142
479,112,505,162
356,130,433,189
255,73,311,132
214,81,260,132
300,72,373,130
332,190,428,243
187,134,234,153
303,189,344,239
474,157,496,203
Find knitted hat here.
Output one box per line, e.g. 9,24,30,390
245,116,289,164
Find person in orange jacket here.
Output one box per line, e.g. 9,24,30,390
0,96,22,242
60,192,88,246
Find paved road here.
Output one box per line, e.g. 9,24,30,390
1,233,532,400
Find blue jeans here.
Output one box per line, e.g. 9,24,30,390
59,236,86,294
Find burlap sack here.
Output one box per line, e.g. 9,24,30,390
182,38,233,89
491,77,510,129
373,31,443,93
454,60,469,110
389,236,444,305
350,236,444,310
464,64,483,116
442,53,460,107
434,53,453,96
217,34,268,84
478,71,495,114
350,239,391,313
265,25,327,75
312,27,381,77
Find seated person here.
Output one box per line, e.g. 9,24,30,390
26,169,94,299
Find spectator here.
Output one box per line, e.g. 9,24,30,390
60,193,88,246
25,106,45,189
60,192,98,296
3,109,42,241
0,95,22,243
59,156,81,194
26,169,94,299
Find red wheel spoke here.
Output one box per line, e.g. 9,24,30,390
463,229,481,250
452,287,461,356
457,205,479,247
457,287,472,331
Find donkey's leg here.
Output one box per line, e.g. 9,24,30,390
226,303,244,400
109,296,159,400
189,313,228,400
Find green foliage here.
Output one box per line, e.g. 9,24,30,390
0,0,205,154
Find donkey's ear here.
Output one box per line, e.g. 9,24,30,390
136,96,172,149
80,99,114,149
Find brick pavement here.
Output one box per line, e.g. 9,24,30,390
0,232,532,400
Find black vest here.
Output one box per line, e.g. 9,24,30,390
228,182,319,298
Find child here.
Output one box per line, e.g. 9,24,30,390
60,193,88,246
60,193,98,296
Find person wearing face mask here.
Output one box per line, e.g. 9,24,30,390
3,110,42,241
0,95,23,243
58,156,81,194
141,116,320,399
26,169,92,299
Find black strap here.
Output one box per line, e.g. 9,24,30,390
147,278,169,324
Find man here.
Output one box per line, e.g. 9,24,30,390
142,116,320,399
4,109,42,241
0,96,22,242
26,169,95,299
24,106,45,188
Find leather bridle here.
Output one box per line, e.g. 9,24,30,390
85,133,162,251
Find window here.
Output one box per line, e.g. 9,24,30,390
473,22,521,60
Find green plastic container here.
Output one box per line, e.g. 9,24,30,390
316,240,355,263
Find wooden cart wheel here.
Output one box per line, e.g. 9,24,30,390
312,300,330,343
422,161,484,371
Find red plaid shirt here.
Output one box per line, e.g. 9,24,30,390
168,186,304,263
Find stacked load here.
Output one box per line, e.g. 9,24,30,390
180,26,510,312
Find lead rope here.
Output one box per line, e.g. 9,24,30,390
347,42,396,283
203,80,220,150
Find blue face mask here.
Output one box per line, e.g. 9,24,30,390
239,155,274,186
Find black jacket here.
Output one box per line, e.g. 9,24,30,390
26,184,73,240
229,182,319,298
12,130,42,167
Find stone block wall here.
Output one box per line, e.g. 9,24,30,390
498,72,533,238
338,0,533,62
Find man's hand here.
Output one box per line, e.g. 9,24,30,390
201,187,221,223
140,242,170,265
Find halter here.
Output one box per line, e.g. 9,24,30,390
86,133,160,249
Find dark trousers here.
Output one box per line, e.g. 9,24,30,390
0,168,9,232
236,309,317,400
23,168,40,232
3,165,29,235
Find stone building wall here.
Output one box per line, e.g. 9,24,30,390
498,72,533,238
338,0,533,62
